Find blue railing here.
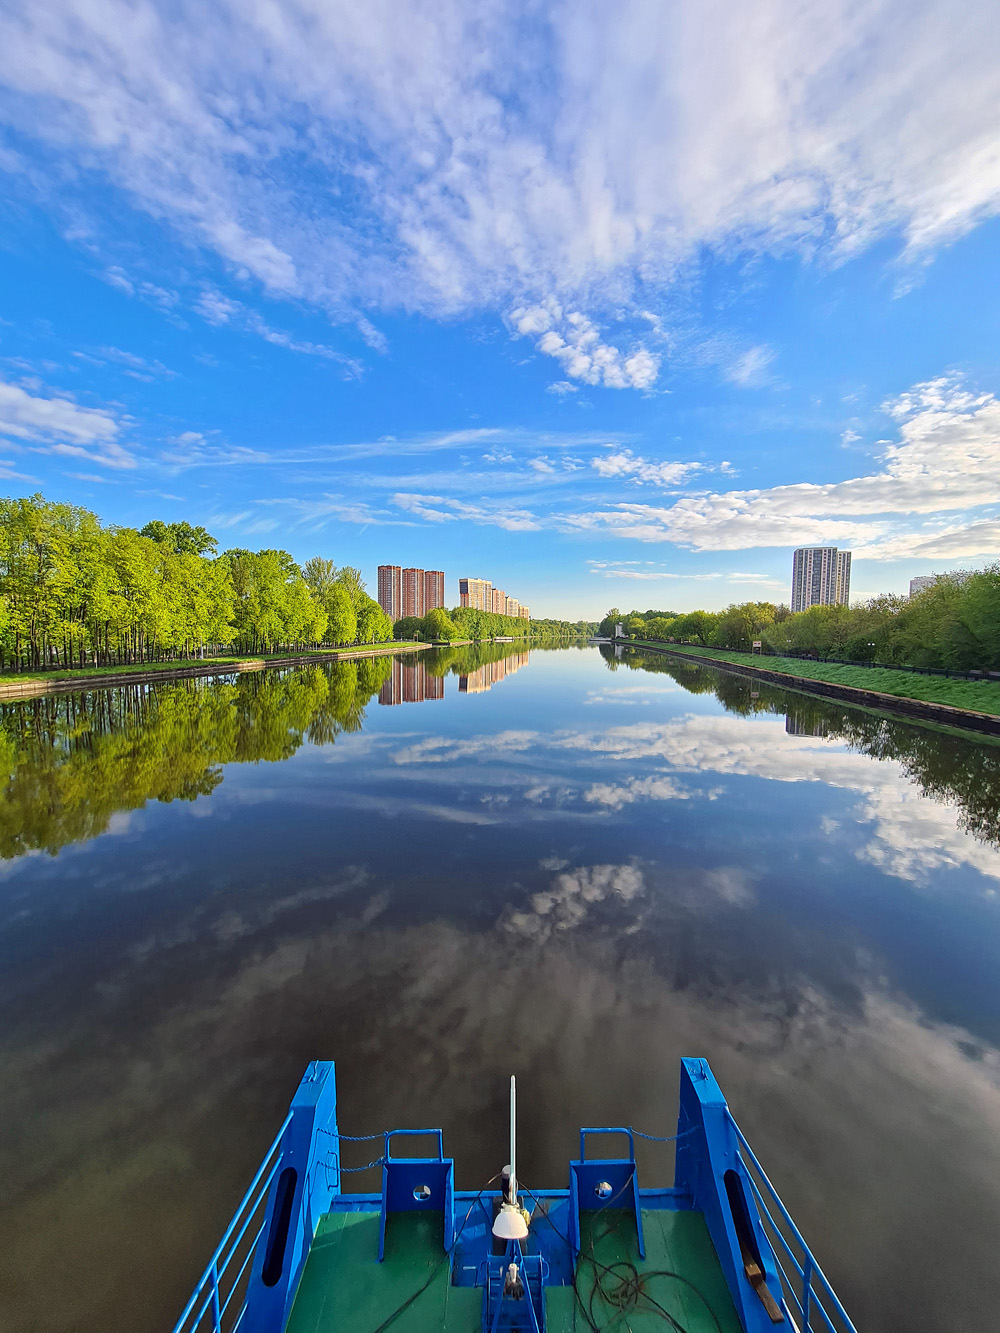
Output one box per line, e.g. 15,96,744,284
728,1114,858,1333
171,1112,294,1333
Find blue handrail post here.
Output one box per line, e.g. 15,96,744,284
210,1261,221,1333
801,1257,813,1332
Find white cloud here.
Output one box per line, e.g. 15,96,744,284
591,447,702,487
512,303,660,389
5,0,1000,374
565,376,1000,556
72,346,175,381
0,378,134,468
726,345,775,386
586,561,782,584
102,266,178,309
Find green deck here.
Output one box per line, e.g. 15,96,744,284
284,1206,743,1333
545,1209,744,1332
284,1213,481,1332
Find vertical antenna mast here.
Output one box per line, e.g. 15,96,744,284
509,1075,517,1205
492,1073,528,1241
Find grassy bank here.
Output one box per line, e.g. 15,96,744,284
632,641,1000,717
1,642,424,685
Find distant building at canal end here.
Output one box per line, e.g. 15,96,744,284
459,576,530,618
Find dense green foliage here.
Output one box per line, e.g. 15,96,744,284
529,617,598,637
394,605,532,641
393,608,595,642
0,493,393,672
599,568,1000,671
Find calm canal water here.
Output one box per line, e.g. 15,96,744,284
2,643,999,1332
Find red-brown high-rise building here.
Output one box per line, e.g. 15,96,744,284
377,565,402,620
401,568,423,618
380,566,446,620
424,570,445,612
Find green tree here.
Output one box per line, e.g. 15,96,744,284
393,615,424,640
335,565,367,607
324,585,357,645
140,520,217,556
421,607,459,641
355,595,393,644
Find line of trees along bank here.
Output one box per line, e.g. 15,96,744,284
0,494,394,672
392,607,597,642
598,567,1000,672
393,605,531,641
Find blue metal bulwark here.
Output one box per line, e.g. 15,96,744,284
240,1061,340,1333
674,1058,784,1331
173,1057,857,1333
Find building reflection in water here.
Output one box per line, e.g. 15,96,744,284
785,710,830,737
378,656,445,706
459,649,530,694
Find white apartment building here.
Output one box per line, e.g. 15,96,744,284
790,547,852,613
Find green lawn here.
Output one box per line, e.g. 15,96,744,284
631,640,1000,717
0,642,424,685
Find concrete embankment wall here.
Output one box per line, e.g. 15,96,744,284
0,642,430,702
632,643,1000,739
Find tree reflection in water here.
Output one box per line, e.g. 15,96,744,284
605,645,1000,850
0,657,397,858
0,644,543,859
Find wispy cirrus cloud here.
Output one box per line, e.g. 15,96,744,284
196,290,365,377
72,346,175,382
6,2,1000,392
391,492,541,531
586,560,785,585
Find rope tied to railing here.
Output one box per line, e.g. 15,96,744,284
340,1156,387,1173
630,1126,696,1143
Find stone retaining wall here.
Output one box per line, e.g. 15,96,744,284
0,642,430,702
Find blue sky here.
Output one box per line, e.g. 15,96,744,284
2,1,1000,620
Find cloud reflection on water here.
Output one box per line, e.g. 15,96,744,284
3,647,1000,1333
